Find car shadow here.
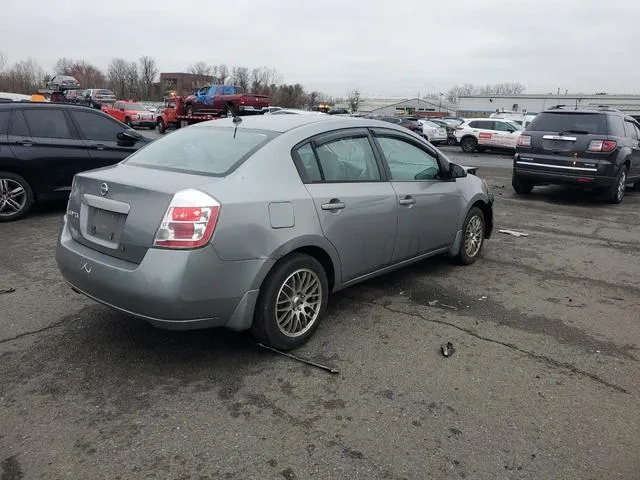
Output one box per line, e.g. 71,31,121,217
517,185,638,207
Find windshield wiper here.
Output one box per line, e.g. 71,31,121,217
558,129,589,135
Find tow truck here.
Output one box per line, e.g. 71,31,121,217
155,94,233,134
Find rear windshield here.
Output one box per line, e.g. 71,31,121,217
527,112,607,134
124,126,278,176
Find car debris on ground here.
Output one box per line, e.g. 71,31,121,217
0,287,15,294
498,229,529,237
257,343,340,374
441,342,456,357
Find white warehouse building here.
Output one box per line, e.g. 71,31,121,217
457,94,640,119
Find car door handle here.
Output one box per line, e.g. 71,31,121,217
398,196,416,206
321,200,345,211
93,144,107,150
20,141,34,147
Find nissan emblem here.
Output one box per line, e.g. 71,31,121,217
100,183,109,196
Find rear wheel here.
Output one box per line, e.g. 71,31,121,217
185,105,194,116
460,136,477,153
457,207,485,265
606,165,628,204
512,176,534,194
251,253,329,350
124,117,132,127
0,172,34,222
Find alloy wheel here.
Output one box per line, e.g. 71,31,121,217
275,268,322,337
464,215,483,258
617,169,627,201
0,178,27,217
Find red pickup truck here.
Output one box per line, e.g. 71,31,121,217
102,101,156,129
184,85,270,116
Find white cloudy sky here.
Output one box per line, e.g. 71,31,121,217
1,0,637,97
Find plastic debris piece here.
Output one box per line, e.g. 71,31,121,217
498,229,529,237
441,342,456,357
479,295,487,300
0,287,15,295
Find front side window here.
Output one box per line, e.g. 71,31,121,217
315,136,381,182
376,136,440,181
71,111,123,141
23,109,71,138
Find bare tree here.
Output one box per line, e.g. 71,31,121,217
187,62,212,88
250,66,282,94
125,61,139,99
108,58,129,99
211,64,229,85
308,91,320,108
231,66,249,92
0,51,7,71
54,57,106,88
0,58,44,94
347,88,361,113
139,56,158,99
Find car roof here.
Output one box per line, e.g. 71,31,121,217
541,107,621,116
192,114,416,134
0,102,103,111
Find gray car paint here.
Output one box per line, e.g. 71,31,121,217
56,114,493,332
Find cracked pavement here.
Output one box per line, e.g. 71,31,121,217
1,145,639,479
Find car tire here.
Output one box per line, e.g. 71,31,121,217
460,136,477,153
457,206,485,265
447,136,456,145
606,164,628,204
0,171,34,222
157,119,166,134
251,253,329,351
512,176,534,194
124,117,132,127
185,105,194,116
226,105,234,117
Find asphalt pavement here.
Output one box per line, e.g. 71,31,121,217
1,145,639,480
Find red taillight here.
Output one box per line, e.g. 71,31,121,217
587,140,617,152
517,135,532,147
153,189,220,249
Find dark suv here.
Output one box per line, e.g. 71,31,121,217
513,106,640,203
0,103,150,222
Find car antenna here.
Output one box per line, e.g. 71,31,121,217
226,101,242,138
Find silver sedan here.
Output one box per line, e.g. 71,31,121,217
55,115,494,350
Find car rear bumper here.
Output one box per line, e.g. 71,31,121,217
130,120,156,127
514,168,617,188
55,218,272,331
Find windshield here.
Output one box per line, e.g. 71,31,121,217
96,89,115,96
124,126,278,176
124,103,149,111
527,112,607,134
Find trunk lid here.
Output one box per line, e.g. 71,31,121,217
66,164,217,264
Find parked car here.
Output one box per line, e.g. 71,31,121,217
102,101,156,129
513,106,640,203
428,119,459,145
83,89,117,109
63,89,86,103
0,103,150,221
418,119,448,145
55,115,494,350
378,116,423,135
46,75,81,91
455,118,524,153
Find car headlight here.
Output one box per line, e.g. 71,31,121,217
481,178,490,194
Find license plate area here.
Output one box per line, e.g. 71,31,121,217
86,207,126,246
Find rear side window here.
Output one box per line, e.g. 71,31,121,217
608,116,626,137
0,111,9,135
623,121,637,139
124,126,277,176
469,120,493,129
527,113,607,134
23,109,72,138
315,136,381,182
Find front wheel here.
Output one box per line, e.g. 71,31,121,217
460,136,477,153
251,254,329,350
0,172,34,222
157,119,166,134
457,207,485,265
124,117,132,127
185,105,194,116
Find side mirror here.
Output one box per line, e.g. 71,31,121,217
449,163,467,179
117,128,141,143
